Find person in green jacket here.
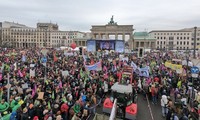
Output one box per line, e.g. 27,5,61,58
0,99,9,112
0,111,11,120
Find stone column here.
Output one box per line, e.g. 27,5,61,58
115,33,118,40
139,42,141,48
93,33,96,39
149,42,151,49
98,33,101,39
122,33,125,40
106,33,109,40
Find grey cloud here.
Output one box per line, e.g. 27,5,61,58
0,0,200,32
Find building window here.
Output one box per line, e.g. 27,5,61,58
180,42,182,45
184,37,186,40
177,37,179,39
154,33,156,35
157,41,159,44
177,42,179,45
192,43,194,45
187,37,189,40
187,41,189,45
161,37,162,39
169,36,174,40
157,37,159,39
180,37,182,39
183,41,185,45
164,37,166,39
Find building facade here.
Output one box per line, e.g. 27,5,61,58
133,32,156,49
74,32,91,47
90,16,134,50
149,29,193,50
0,21,86,48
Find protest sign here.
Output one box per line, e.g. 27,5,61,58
30,69,35,77
22,83,28,89
38,92,44,99
62,70,69,77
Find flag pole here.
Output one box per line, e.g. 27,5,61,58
7,72,10,103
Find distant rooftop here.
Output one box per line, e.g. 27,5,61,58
1,21,34,29
149,29,192,33
134,32,156,40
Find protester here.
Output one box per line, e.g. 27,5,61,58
0,47,199,120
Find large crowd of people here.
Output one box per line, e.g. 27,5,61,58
0,47,199,120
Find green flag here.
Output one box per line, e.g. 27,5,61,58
48,101,51,110
0,90,3,102
73,103,80,113
52,91,55,100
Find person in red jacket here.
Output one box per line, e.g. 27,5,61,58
61,102,69,120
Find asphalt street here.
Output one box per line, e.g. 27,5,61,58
137,94,165,120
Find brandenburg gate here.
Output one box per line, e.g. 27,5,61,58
90,16,134,49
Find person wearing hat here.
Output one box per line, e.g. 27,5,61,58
28,103,35,119
20,107,29,120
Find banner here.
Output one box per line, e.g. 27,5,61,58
22,55,26,62
87,40,96,52
85,61,102,71
131,61,138,70
100,40,115,50
165,62,182,71
139,66,150,77
130,61,149,77
30,69,35,77
115,40,124,53
122,57,129,62
0,74,2,81
62,70,69,77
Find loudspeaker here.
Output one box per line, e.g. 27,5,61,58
79,47,82,55
138,47,144,58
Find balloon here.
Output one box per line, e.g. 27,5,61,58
70,43,76,49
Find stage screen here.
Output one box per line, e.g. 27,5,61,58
115,40,124,53
100,40,115,50
87,40,96,52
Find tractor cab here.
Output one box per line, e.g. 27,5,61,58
103,66,137,120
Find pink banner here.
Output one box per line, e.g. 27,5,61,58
18,70,23,77
0,74,2,81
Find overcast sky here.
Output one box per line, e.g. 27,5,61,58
0,0,200,32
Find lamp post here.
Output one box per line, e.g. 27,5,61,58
193,27,197,59
7,73,10,103
190,66,199,108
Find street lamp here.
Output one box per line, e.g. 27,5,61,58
193,27,197,59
